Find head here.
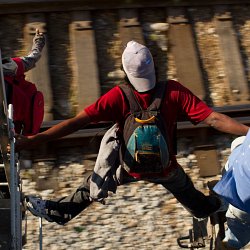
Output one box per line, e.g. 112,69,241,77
230,136,245,152
2,57,18,76
224,136,246,171
122,41,156,92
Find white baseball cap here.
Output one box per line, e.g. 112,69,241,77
122,41,156,92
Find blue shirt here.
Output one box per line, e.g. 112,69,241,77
214,130,250,213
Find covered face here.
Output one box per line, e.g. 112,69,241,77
122,41,156,92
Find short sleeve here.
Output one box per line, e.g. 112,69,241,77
84,86,127,123
169,80,213,124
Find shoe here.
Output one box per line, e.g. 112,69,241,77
26,195,54,222
219,240,238,250
193,195,225,220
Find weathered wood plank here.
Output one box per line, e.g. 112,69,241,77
215,5,249,103
168,7,205,100
195,145,221,177
69,11,101,111
119,8,145,47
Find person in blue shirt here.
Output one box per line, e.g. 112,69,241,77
213,132,250,249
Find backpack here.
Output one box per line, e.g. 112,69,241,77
4,57,44,136
119,82,170,174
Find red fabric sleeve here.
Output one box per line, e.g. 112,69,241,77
167,80,213,124
84,86,127,124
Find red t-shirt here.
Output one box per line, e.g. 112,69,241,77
85,80,213,178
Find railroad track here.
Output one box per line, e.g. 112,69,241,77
24,104,250,162
1,1,250,122
1,2,250,249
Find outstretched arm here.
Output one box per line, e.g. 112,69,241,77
15,110,91,151
21,28,46,72
204,111,249,135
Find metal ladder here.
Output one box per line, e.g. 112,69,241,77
0,50,24,250
0,108,24,249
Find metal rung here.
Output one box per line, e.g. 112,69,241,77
0,182,8,186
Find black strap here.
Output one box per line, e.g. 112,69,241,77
119,81,167,114
119,84,142,114
148,81,167,111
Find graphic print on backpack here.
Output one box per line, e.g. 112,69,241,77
120,82,170,174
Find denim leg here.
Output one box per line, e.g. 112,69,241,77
224,205,250,249
46,174,93,224
159,165,220,218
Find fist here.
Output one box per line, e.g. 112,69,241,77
33,28,45,48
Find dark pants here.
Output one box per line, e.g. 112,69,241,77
47,164,220,225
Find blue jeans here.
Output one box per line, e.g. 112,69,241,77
224,205,250,249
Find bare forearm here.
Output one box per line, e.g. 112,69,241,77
204,111,249,135
36,112,90,141
16,110,91,151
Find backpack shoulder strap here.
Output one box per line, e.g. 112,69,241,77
148,81,167,111
119,84,142,114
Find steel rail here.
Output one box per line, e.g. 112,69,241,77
0,0,249,15
40,104,250,134
28,106,250,161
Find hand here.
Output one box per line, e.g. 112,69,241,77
15,134,31,152
33,28,45,49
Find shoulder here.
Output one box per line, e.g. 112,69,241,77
166,79,187,90
105,85,124,97
166,79,198,99
94,85,125,105
11,57,25,76
162,80,188,100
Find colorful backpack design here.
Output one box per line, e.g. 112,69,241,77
119,82,170,174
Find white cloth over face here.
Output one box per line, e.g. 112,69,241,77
90,123,122,202
214,130,250,213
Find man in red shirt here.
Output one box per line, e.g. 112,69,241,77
16,41,249,225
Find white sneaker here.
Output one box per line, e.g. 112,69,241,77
26,196,54,222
